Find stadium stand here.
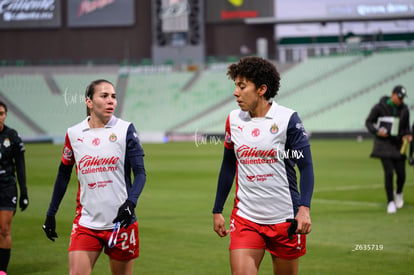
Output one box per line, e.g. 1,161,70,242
122,68,236,135
0,49,413,142
279,49,414,133
122,71,195,132
173,99,238,134
0,66,118,141
169,49,414,136
277,53,364,99
0,103,37,138
303,66,414,132
278,50,414,117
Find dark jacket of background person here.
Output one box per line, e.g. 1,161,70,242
365,96,410,159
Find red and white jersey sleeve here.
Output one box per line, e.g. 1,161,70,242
63,117,132,230
226,102,303,224
62,133,76,166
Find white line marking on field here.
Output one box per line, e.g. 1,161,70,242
316,182,414,193
315,185,382,192
313,198,382,207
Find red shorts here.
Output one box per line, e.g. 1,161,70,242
69,221,139,261
229,211,306,260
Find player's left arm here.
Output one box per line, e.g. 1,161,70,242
113,124,146,228
125,123,146,206
13,132,28,211
286,112,314,234
295,147,313,234
213,146,237,237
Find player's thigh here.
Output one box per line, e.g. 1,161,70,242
0,210,13,247
264,222,306,260
229,213,266,250
230,248,266,275
69,250,101,275
0,210,13,230
271,254,299,275
109,257,134,275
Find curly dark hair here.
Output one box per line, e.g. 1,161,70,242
227,56,281,100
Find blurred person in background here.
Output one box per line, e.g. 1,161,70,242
0,101,29,275
365,85,411,214
409,123,414,166
42,79,146,275
212,56,314,275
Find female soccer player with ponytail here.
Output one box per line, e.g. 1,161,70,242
43,79,146,275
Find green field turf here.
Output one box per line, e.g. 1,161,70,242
7,139,414,274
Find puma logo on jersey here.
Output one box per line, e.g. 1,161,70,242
125,206,132,215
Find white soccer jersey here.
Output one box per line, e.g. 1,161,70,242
62,116,133,230
224,101,309,224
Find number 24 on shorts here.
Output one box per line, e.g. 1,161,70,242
108,222,137,249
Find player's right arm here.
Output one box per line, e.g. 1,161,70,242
45,162,74,217
213,147,236,237
212,116,237,237
43,133,75,241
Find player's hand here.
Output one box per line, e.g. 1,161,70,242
403,134,413,142
43,215,58,241
213,213,229,237
294,206,311,235
19,194,29,211
377,127,388,137
113,200,135,228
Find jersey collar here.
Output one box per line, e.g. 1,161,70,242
240,101,278,120
265,101,278,119
81,116,118,131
